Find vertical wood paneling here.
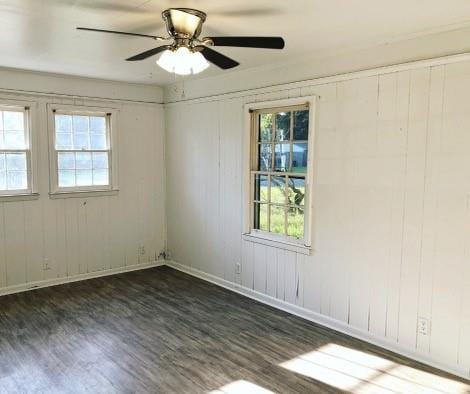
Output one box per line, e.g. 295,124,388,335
428,62,470,367
165,59,470,378
265,247,277,298
397,68,430,349
107,196,126,269
385,70,411,341
284,250,297,304
347,76,379,331
77,199,88,274
295,253,305,307
368,72,397,337
314,84,338,317
327,79,354,324
241,240,254,289
64,198,80,276
276,249,286,301
55,199,67,278
220,98,244,284
86,198,106,273
24,200,44,282
416,65,445,354
253,243,267,293
4,203,26,286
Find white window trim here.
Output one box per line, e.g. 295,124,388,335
47,104,119,198
243,96,317,255
0,99,39,200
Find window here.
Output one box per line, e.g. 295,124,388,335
49,105,117,195
0,104,32,195
244,97,316,251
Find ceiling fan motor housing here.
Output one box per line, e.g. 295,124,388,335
162,8,207,40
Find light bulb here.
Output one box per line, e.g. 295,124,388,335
156,47,210,75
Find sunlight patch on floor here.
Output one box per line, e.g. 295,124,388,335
279,343,470,393
209,380,275,394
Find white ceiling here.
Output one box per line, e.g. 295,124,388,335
2,0,470,85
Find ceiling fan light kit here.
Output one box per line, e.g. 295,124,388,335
157,47,209,75
77,8,285,76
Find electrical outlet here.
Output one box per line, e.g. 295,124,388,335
418,317,430,335
43,258,51,271
138,244,146,255
235,262,241,274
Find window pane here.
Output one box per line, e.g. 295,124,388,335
254,174,268,202
58,170,75,187
93,169,109,186
259,143,272,171
6,153,26,171
76,169,92,186
287,177,305,206
259,113,273,142
73,133,89,150
55,115,72,132
274,143,290,172
90,116,106,133
287,207,304,239
58,152,75,170
254,203,268,231
271,176,286,204
73,115,89,133
3,111,23,131
275,112,290,141
293,110,309,140
0,154,5,170
75,152,92,169
90,133,107,150
0,170,5,190
92,152,108,169
4,130,26,149
292,143,308,173
270,205,285,235
56,133,73,149
0,112,3,131
7,171,27,190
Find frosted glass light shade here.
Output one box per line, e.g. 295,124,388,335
156,47,209,75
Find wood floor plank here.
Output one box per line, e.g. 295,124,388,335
0,266,467,393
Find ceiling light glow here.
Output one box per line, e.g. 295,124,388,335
156,47,209,75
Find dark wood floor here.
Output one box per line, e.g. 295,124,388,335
0,266,468,393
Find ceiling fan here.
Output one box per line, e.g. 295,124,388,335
77,8,285,75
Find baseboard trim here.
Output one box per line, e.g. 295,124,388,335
165,260,470,381
0,261,165,296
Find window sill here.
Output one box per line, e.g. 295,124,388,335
0,193,40,202
49,189,119,199
242,233,312,255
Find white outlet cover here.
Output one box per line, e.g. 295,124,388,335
418,317,430,335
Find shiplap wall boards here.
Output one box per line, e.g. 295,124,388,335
0,71,166,295
165,56,470,379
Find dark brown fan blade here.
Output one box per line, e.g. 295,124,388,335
207,36,285,49
197,46,239,69
126,45,170,61
77,27,164,40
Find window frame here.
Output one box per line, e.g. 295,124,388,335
0,99,38,199
47,104,119,197
243,96,317,254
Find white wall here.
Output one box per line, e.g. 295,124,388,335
0,70,166,294
165,55,470,378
